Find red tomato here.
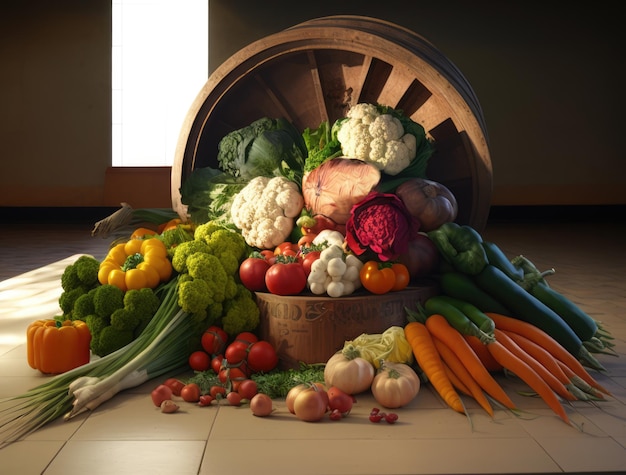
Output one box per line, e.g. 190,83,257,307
327,386,355,415
210,385,227,399
151,384,173,407
163,378,185,397
274,241,299,255
247,341,279,373
390,263,410,291
226,391,243,406
188,350,211,372
259,250,276,265
201,326,228,355
224,343,248,365
211,354,224,374
234,332,259,345
359,261,396,294
301,250,321,277
265,261,307,295
237,379,258,400
180,383,201,403
239,256,271,292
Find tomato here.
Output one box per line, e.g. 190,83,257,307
201,326,228,355
234,332,258,345
239,256,271,292
198,394,214,406
188,350,211,372
163,378,185,397
250,393,273,417
211,354,224,374
327,386,355,415
390,263,410,291
359,261,396,295
224,343,248,365
209,385,227,399
265,261,307,295
301,250,321,277
247,341,279,373
274,241,299,255
237,379,258,400
151,384,173,407
180,383,201,402
226,391,243,406
219,365,248,383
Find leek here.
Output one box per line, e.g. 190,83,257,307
0,276,190,449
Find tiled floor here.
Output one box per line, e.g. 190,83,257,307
0,209,625,475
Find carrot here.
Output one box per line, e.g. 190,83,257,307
494,329,576,401
433,335,494,417
502,330,572,386
441,360,472,397
404,321,465,414
556,359,606,400
487,312,611,396
424,314,517,410
464,334,503,372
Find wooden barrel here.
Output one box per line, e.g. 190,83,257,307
171,15,492,231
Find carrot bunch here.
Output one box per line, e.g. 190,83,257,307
405,301,611,426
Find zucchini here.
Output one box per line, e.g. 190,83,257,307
438,271,511,315
434,295,496,336
472,264,583,357
481,241,524,281
424,296,492,343
527,282,598,343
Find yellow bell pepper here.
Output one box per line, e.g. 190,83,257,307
27,319,92,374
98,237,172,291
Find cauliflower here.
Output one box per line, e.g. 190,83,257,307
336,103,418,176
231,176,304,249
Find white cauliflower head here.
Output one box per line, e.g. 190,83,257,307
336,103,417,176
231,176,304,249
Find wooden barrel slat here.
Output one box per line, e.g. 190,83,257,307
171,15,492,231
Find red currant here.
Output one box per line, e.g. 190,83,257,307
329,409,342,421
384,412,399,424
369,413,383,423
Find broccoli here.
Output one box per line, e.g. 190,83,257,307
177,278,212,317
221,283,260,336
87,286,161,356
186,252,229,302
60,255,101,292
59,287,87,316
194,223,249,275
72,289,97,320
93,284,125,319
171,240,212,274
94,325,134,356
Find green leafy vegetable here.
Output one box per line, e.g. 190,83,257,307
302,119,344,173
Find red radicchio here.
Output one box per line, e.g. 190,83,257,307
345,192,420,261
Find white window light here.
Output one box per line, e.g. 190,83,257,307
112,0,208,166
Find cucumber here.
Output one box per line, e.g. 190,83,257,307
424,296,491,342
434,295,495,336
481,241,525,281
438,271,511,315
527,283,598,343
472,264,583,357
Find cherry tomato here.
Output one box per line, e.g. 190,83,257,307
327,386,355,415
226,391,242,406
359,261,396,295
265,260,307,295
390,263,410,291
234,332,258,345
211,354,224,374
247,341,279,373
198,394,214,406
210,385,227,399
188,350,211,372
237,379,258,400
163,378,185,397
224,343,249,365
180,383,201,403
274,241,299,255
301,250,321,277
201,326,228,355
239,256,271,292
259,250,276,265
151,384,173,407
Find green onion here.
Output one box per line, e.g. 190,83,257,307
0,276,190,449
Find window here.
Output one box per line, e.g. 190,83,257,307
112,0,208,166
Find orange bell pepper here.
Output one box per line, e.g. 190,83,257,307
27,319,92,374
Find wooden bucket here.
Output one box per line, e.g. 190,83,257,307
171,15,492,231
170,16,492,367
256,283,439,369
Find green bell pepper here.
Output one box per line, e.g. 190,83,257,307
427,223,488,275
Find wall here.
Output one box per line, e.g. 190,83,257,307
1,1,624,210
